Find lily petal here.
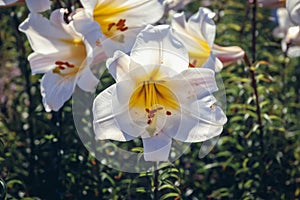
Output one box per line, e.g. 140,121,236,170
201,53,223,72
130,24,189,74
188,7,216,47
41,71,77,112
212,44,245,67
172,8,219,70
100,27,143,56
107,50,141,81
90,0,164,28
93,85,135,141
19,9,76,54
25,0,50,13
172,68,218,96
71,9,102,48
77,67,99,92
174,98,227,142
79,0,98,15
286,0,300,25
28,52,61,74
142,133,172,161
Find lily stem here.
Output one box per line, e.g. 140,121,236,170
153,162,159,200
243,54,264,150
250,0,264,153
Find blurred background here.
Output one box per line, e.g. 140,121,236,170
0,0,300,199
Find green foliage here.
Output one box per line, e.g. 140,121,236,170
0,0,300,199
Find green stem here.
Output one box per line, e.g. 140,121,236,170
153,162,159,200
243,54,264,149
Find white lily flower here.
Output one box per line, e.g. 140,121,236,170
19,9,102,112
212,44,245,67
79,0,164,56
93,25,227,161
0,0,50,12
171,7,223,72
286,0,300,25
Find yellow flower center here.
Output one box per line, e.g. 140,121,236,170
189,38,211,68
129,80,179,136
53,38,86,77
93,3,129,42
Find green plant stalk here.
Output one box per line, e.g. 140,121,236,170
153,163,159,200
250,0,264,153
243,54,264,150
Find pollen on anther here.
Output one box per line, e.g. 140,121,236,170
166,111,172,116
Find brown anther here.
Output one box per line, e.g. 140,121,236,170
116,19,128,31
55,61,65,65
189,62,195,68
147,119,152,125
145,108,150,113
166,111,172,116
54,60,75,70
66,63,75,68
107,19,128,32
108,22,116,31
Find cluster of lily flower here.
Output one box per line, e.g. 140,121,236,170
258,0,300,57
2,0,296,162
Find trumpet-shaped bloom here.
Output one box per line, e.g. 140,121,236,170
93,25,227,161
171,8,223,72
19,9,101,111
0,0,50,12
286,0,300,25
212,44,245,66
79,0,164,56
